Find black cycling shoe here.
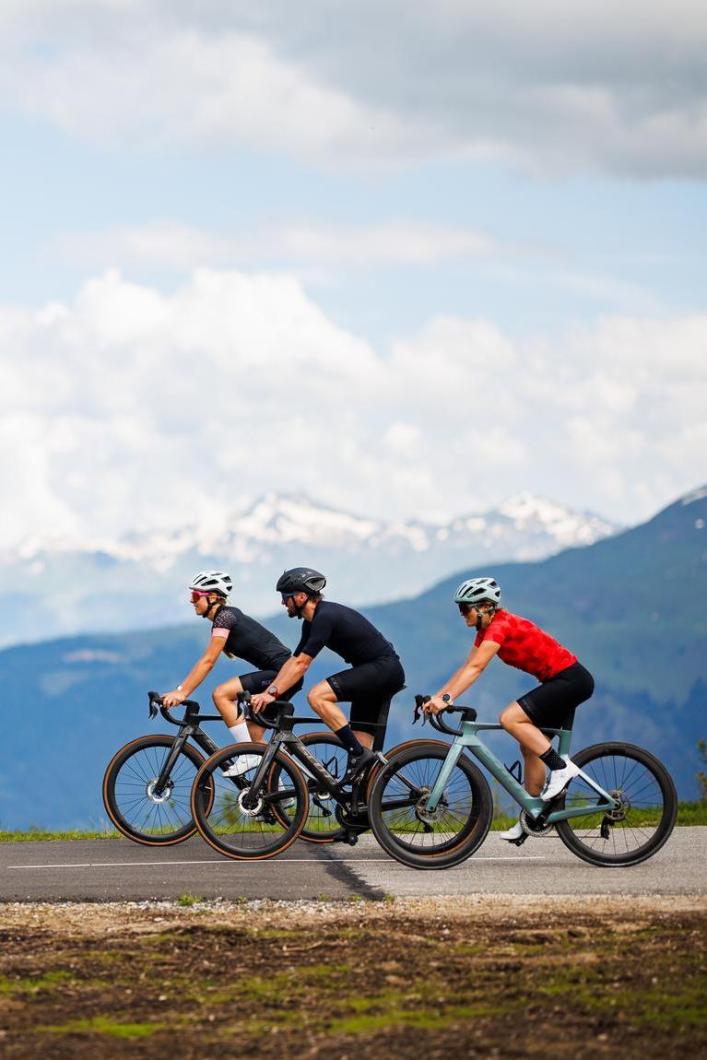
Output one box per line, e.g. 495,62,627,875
340,747,376,786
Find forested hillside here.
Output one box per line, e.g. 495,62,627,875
1,488,704,829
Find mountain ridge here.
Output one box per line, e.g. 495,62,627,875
0,484,704,829
0,490,617,648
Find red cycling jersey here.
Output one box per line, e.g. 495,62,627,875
474,609,576,682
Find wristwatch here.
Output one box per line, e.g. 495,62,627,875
267,685,279,697
441,693,453,704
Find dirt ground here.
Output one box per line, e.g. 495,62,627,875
0,894,705,1058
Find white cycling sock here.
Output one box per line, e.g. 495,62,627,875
228,721,251,743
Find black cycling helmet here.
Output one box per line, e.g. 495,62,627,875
276,567,327,597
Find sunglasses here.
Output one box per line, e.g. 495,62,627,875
458,602,485,615
190,590,211,603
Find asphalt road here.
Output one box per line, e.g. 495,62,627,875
1,827,704,902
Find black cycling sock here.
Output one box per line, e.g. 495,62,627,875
539,747,566,771
335,724,364,756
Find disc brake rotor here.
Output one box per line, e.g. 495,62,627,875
146,778,174,804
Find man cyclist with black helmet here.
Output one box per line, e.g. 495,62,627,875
250,567,405,780
162,570,301,776
424,576,594,842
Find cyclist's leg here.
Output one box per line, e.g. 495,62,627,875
500,663,595,791
498,702,548,794
307,679,349,733
325,658,404,752
213,670,277,742
212,675,247,729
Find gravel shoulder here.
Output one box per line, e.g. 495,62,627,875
1,895,705,1058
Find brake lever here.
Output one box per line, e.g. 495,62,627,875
413,694,430,726
147,690,160,719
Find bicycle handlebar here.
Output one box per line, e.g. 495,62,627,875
237,690,295,731
147,690,203,727
413,694,477,737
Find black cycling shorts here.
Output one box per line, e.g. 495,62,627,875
327,656,405,749
239,670,303,700
517,661,594,729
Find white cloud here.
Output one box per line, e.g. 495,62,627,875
1,268,705,550
51,219,500,272
2,1,707,174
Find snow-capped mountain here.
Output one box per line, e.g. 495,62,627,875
0,492,618,647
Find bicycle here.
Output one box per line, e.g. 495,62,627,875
189,693,417,861
367,695,677,870
102,691,352,846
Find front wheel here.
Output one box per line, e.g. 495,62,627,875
103,735,213,846
191,743,309,861
368,740,493,869
554,742,677,867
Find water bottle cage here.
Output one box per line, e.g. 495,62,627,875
505,759,522,784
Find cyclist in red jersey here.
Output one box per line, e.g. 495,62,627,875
424,576,594,842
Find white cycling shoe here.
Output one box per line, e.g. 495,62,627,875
541,757,580,801
499,818,525,842
222,754,261,778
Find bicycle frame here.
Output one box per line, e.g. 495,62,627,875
243,714,357,808
150,700,224,796
425,718,620,823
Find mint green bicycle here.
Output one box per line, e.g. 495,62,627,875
367,696,677,870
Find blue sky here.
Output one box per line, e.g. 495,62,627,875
1,1,706,547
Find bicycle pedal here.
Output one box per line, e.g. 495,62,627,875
509,833,528,847
333,830,359,846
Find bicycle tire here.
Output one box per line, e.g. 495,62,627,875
554,741,677,867
368,740,494,869
191,742,309,861
103,734,214,846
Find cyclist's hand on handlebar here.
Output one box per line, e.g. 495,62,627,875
162,688,187,709
250,690,276,714
424,694,450,716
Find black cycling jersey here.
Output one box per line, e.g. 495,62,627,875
211,605,291,671
294,600,397,666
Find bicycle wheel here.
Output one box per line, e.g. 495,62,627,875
554,742,677,867
368,740,493,869
191,743,308,861
103,735,214,846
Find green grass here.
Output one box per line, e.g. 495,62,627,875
43,1016,164,1039
177,893,203,907
0,829,120,842
0,802,704,841
676,801,707,825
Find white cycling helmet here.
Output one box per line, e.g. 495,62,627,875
453,576,501,607
189,570,232,598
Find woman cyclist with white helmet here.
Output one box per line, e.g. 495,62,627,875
162,571,301,776
424,576,594,841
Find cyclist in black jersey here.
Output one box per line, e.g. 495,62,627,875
162,570,301,775
250,567,405,779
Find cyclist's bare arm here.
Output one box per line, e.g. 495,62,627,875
425,640,500,714
162,638,225,707
250,653,312,712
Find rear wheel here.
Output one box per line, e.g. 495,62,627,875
103,735,213,846
191,743,308,861
368,740,493,869
554,742,677,866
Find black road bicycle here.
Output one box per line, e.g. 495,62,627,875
102,691,354,846
189,693,419,861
